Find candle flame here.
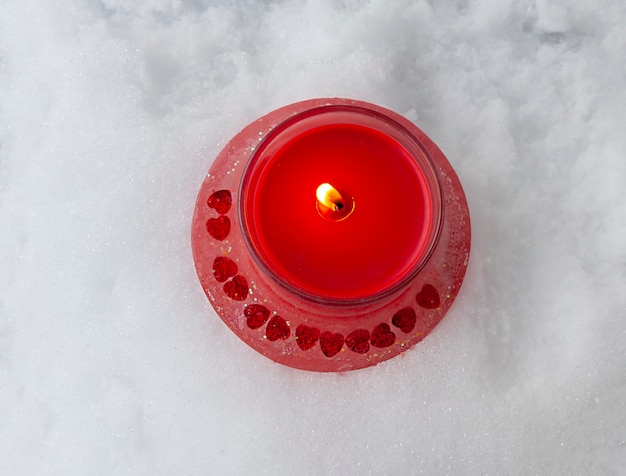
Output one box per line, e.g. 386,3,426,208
315,183,354,221
316,183,344,211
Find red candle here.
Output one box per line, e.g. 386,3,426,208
192,98,470,372
241,109,440,302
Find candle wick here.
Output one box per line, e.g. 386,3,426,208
316,183,354,221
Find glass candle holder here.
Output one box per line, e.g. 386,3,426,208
191,98,470,372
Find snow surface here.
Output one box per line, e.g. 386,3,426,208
1,0,625,474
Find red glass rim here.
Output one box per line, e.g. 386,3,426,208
239,104,444,306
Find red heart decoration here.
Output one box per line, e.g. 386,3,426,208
370,323,396,348
295,324,320,351
319,331,344,358
416,284,440,309
244,304,270,329
206,215,231,241
266,315,290,341
346,329,370,354
391,307,417,333
207,189,232,215
212,256,238,283
223,275,248,301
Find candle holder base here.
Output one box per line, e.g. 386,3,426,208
191,98,471,372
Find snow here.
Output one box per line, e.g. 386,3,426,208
1,0,625,474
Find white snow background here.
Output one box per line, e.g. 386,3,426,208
1,0,625,474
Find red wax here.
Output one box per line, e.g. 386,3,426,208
242,111,438,302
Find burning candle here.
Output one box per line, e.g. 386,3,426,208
192,98,470,372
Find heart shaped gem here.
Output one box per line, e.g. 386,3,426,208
319,331,344,358
244,304,270,329
206,215,231,241
212,256,238,283
223,275,248,301
346,329,370,354
266,315,290,341
207,189,232,215
416,284,440,309
391,307,417,333
295,324,320,351
370,323,396,348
